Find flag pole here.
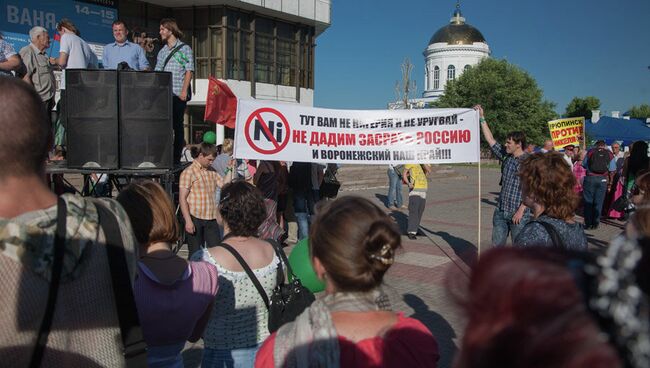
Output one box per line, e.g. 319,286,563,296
478,145,482,257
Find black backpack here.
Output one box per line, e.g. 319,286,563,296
588,148,612,174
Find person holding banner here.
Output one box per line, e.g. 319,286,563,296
475,105,531,246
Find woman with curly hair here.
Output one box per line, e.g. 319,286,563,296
514,152,587,249
191,181,280,367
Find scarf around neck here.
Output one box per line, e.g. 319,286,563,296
273,288,392,368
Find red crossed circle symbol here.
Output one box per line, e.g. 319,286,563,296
244,107,291,154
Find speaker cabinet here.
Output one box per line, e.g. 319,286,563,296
119,71,173,169
65,70,119,169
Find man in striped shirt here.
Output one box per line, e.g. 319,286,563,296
179,143,222,258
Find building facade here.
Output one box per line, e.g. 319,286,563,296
118,0,331,143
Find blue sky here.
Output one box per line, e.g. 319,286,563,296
314,0,650,116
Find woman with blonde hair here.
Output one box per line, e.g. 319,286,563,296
515,152,587,249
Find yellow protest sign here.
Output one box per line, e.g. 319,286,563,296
547,117,584,150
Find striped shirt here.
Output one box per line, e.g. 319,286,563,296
180,161,220,220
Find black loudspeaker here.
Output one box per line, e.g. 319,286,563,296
119,71,173,169
66,70,119,169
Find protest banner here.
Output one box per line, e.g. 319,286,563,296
233,99,480,165
547,117,584,150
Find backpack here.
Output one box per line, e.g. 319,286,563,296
588,148,612,174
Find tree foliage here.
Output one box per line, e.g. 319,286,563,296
434,58,557,146
564,96,601,119
628,104,650,119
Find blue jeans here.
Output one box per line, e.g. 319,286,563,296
583,175,608,227
293,190,319,240
147,342,185,368
202,344,260,368
492,208,531,247
387,168,403,207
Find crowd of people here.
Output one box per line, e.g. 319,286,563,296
1,18,191,162
2,16,650,368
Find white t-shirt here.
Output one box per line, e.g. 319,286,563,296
59,33,98,89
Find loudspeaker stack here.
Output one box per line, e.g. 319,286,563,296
65,69,173,169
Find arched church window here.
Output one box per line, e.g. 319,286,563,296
433,66,440,89
464,64,471,72
447,65,456,81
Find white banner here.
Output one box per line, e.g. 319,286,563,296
233,99,480,165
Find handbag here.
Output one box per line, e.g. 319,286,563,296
393,165,405,180
320,168,341,199
266,239,315,332
612,192,630,213
216,239,315,333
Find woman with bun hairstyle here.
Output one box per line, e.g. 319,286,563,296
255,196,439,367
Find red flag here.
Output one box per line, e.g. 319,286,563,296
204,77,237,129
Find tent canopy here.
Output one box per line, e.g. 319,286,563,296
585,116,650,146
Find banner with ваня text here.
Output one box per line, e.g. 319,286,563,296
233,100,480,165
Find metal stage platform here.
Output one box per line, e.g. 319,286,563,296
45,161,189,198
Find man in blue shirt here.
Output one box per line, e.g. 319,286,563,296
102,20,149,71
582,140,617,230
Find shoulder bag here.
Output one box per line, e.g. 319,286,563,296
95,202,148,367
528,220,565,249
29,198,67,368
162,43,192,101
216,239,315,333
320,167,341,199
30,199,147,367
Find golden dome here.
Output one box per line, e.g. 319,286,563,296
428,7,486,46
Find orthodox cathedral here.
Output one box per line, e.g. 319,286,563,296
393,2,490,108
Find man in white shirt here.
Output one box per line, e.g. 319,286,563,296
49,18,98,89
611,141,625,160
49,19,98,144
540,139,554,153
